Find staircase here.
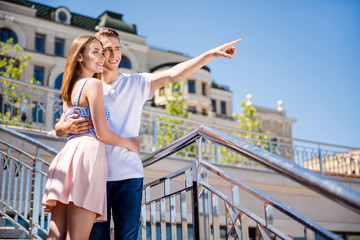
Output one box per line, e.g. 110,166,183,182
0,215,27,239
1,125,360,239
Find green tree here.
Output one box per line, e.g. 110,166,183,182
233,101,270,145
220,101,271,166
156,82,195,156
0,38,34,125
164,82,188,118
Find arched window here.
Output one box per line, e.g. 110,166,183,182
55,73,63,90
119,55,132,69
0,28,18,44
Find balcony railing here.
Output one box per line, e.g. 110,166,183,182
1,76,359,179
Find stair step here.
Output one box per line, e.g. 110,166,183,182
0,217,5,226
0,216,29,239
0,226,26,239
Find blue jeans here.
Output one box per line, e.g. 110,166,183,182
89,178,143,240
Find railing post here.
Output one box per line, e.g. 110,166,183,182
318,144,324,175
196,137,211,239
268,137,273,153
192,139,200,240
153,115,158,151
5,148,12,213
30,147,42,238
211,193,220,240
201,170,210,240
45,94,54,130
265,203,275,239
181,170,191,239
215,143,219,163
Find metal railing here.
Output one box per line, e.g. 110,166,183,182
0,76,62,131
141,125,360,240
0,125,58,239
1,75,359,178
1,124,360,239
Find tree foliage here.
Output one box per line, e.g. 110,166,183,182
0,38,35,125
157,82,195,156
164,82,188,118
217,101,272,165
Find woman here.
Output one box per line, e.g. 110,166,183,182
42,35,139,240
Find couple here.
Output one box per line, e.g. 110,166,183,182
42,28,241,240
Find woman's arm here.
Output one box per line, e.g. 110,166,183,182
54,112,92,137
85,79,140,153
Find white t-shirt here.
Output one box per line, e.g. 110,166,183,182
103,73,153,181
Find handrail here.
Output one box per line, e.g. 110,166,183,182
142,125,360,214
1,75,61,94
0,125,59,156
199,161,341,240
143,109,359,150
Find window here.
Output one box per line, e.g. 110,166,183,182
202,82,207,96
58,11,67,23
0,28,18,44
55,73,63,90
119,55,131,69
211,99,216,112
34,66,44,85
221,101,226,114
55,38,64,56
55,8,71,24
35,33,45,53
202,108,207,116
188,80,195,93
188,106,196,114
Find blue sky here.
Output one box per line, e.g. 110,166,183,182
33,0,360,147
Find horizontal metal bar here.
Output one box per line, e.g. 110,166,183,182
142,186,192,205
142,128,200,167
0,126,59,156
0,150,34,170
197,126,360,213
201,182,292,240
143,164,193,189
143,125,360,214
0,76,60,94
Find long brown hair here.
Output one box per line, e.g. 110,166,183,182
61,35,102,105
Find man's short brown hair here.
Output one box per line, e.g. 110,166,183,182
94,28,120,40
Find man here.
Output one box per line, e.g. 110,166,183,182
55,28,241,239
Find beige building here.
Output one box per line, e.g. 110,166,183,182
1,1,359,238
0,0,295,137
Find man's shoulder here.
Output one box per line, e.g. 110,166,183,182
119,72,151,80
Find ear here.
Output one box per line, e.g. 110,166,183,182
78,53,83,62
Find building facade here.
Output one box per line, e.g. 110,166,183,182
0,0,295,137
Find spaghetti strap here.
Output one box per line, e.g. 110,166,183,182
74,78,90,107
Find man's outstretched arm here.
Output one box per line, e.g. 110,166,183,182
54,113,92,137
150,39,241,92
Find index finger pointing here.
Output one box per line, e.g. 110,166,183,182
226,39,242,47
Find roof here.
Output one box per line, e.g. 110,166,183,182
2,0,137,34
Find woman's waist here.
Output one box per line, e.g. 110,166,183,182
64,107,91,120
67,130,96,141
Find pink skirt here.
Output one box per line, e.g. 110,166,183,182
42,135,107,222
